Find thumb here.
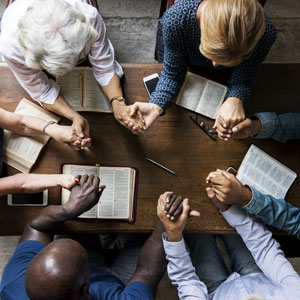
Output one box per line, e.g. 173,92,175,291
189,210,200,217
232,120,247,133
130,103,139,117
73,122,84,138
206,187,216,199
180,198,190,220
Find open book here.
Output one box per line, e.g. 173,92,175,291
237,145,297,199
60,164,138,222
175,72,227,119
3,98,60,173
56,67,113,112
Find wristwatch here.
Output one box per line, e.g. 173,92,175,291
110,96,126,104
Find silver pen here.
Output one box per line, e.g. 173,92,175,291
146,158,177,176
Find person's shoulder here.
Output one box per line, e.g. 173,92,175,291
261,14,277,46
89,268,153,300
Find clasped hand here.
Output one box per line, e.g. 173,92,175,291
157,192,200,242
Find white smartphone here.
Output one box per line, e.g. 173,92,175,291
7,190,48,206
143,73,160,97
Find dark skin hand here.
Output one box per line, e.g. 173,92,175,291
19,174,105,245
164,192,200,221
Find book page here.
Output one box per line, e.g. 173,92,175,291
3,131,44,173
237,145,297,199
196,81,227,119
84,69,112,112
97,167,131,219
61,164,99,218
56,69,85,111
176,72,207,111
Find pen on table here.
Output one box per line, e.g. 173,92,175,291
80,73,83,107
146,158,177,176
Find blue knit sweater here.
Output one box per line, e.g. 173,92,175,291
150,0,277,112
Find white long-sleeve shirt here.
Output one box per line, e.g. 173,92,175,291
162,205,300,300
0,0,123,104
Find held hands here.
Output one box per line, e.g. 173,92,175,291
214,97,245,141
157,192,200,242
206,169,252,209
231,117,262,139
62,174,105,219
125,102,163,134
45,123,92,148
112,101,145,134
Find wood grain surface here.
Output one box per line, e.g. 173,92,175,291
0,63,299,235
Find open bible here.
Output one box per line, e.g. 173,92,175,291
56,67,113,112
175,72,227,119
3,98,60,173
237,145,297,199
60,164,138,222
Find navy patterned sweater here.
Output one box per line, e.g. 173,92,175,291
150,0,277,112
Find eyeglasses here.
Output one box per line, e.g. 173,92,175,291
190,114,217,142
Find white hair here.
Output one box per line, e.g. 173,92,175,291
242,295,266,300
18,0,97,76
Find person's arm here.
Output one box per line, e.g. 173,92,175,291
157,193,205,299
244,186,300,238
206,169,300,238
221,205,300,292
19,174,103,245
0,108,89,147
127,222,166,297
214,16,277,139
0,173,78,196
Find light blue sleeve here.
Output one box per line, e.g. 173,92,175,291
222,205,300,298
162,233,209,300
254,112,300,142
244,186,300,239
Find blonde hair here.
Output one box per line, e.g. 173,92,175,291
199,0,266,67
18,0,97,76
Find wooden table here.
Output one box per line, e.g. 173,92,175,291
0,63,299,235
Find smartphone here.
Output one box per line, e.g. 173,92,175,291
226,166,237,176
143,73,160,97
7,190,48,206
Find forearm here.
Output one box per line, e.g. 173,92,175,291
19,205,70,245
244,186,300,238
43,94,79,121
101,73,123,100
163,234,208,299
254,112,300,142
128,223,167,295
222,205,300,284
0,174,64,196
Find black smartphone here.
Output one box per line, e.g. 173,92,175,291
143,73,160,97
7,190,48,206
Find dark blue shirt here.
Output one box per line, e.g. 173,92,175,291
150,0,277,112
0,241,153,300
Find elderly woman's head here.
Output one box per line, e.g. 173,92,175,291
18,0,97,76
199,0,265,67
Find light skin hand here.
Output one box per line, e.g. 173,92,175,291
127,102,163,133
206,169,252,207
231,118,262,139
157,192,200,242
213,97,245,141
206,187,231,212
112,101,145,134
45,123,91,148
